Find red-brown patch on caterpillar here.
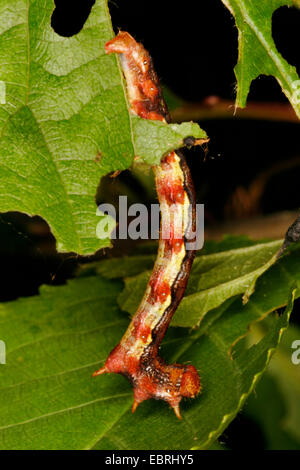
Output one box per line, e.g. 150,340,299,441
132,101,165,121
140,79,159,100
93,31,201,419
161,152,176,168
157,178,185,206
105,31,170,121
93,343,140,377
180,365,202,398
96,343,126,375
163,237,184,256
147,267,171,304
147,111,165,121
149,277,171,304
132,314,152,343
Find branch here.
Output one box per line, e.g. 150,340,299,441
171,96,299,124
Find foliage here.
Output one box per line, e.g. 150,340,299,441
221,0,300,118
0,0,299,450
0,0,206,255
0,248,296,449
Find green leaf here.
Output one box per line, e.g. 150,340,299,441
244,323,300,449
244,369,300,449
221,0,300,118
0,0,206,255
117,239,293,327
82,254,156,280
267,324,300,442
0,274,293,449
132,117,207,166
242,249,279,303
81,235,260,275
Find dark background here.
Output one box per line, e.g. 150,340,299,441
0,0,299,449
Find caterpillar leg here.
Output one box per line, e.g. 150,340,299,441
93,351,201,418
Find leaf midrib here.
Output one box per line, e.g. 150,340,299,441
0,392,132,433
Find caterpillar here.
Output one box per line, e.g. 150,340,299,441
93,32,201,419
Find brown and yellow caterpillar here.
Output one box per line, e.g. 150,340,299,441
93,32,201,419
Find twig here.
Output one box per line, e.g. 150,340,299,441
171,96,299,123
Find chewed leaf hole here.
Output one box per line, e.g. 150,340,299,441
272,6,300,77
51,0,95,37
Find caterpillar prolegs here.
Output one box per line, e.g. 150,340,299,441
93,32,201,419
